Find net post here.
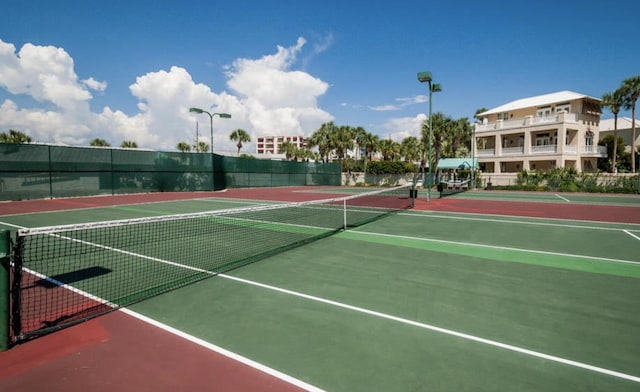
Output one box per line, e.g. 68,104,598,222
0,230,10,351
343,199,347,230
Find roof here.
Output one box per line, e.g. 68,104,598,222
479,91,601,116
599,117,639,131
437,158,478,169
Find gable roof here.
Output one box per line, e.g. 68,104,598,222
599,117,639,131
479,91,601,116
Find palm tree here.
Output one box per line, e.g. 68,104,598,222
308,122,335,162
361,132,379,162
280,140,297,160
176,142,191,152
194,141,208,152
90,138,110,147
602,89,625,172
378,139,400,161
120,140,138,149
229,129,251,156
332,125,355,161
449,118,472,157
421,112,450,173
0,129,31,143
400,136,421,162
621,76,640,172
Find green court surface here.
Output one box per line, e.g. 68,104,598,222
2,196,639,391
443,189,640,206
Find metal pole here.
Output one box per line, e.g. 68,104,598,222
0,230,10,351
209,113,214,191
427,84,433,201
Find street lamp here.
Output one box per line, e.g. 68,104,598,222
417,71,442,201
189,107,231,190
189,107,232,154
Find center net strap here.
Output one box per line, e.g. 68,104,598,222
11,185,413,342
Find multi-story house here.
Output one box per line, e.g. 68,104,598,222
256,135,307,155
474,91,606,179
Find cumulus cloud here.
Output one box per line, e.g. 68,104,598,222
0,39,92,111
0,37,334,151
82,77,107,91
383,113,427,141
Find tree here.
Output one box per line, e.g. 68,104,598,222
421,112,450,173
229,129,251,156
0,129,31,143
176,142,191,152
621,75,640,172
378,139,400,161
280,140,297,160
308,122,334,162
90,138,110,147
120,140,138,149
602,89,625,172
598,135,627,172
193,141,208,152
360,132,379,162
449,117,473,157
332,125,355,161
473,108,488,124
400,136,421,162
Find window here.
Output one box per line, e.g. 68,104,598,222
537,107,551,117
555,103,570,113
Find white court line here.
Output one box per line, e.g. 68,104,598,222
219,274,640,384
399,211,640,232
9,220,640,386
554,194,571,202
624,230,640,241
119,308,325,392
355,230,640,266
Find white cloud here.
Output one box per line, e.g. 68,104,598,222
369,104,400,112
82,77,107,91
369,95,428,112
383,113,427,141
0,37,333,152
0,39,92,111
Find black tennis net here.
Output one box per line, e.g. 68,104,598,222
9,185,413,343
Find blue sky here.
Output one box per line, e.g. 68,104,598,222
1,0,639,152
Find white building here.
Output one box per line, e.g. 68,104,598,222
256,135,307,156
598,117,640,153
474,91,606,175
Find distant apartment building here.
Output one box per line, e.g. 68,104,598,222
256,135,307,155
474,91,606,173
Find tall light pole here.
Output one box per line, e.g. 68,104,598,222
189,107,231,154
417,71,442,201
189,107,231,190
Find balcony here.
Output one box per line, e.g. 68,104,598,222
532,144,557,154
476,144,606,158
476,112,582,133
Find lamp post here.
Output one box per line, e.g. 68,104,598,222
417,71,442,201
189,107,232,154
189,107,231,190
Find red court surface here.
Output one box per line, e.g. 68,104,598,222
1,187,639,391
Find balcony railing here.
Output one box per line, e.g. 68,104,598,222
476,112,581,133
531,145,557,154
502,146,524,155
475,144,606,158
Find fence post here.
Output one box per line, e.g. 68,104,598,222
0,230,10,351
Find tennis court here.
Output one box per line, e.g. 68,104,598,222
1,187,639,391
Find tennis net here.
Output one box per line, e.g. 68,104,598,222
9,185,413,343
